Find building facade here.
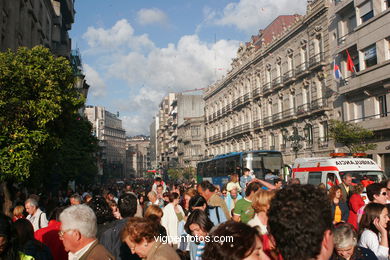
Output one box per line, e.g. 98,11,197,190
125,136,151,178
0,0,74,57
149,118,158,169
329,0,390,174
178,116,206,168
204,0,333,165
157,93,205,169
85,106,126,179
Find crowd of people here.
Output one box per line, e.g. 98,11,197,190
1,172,390,260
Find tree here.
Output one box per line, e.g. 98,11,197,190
167,168,181,181
0,46,98,187
329,119,377,153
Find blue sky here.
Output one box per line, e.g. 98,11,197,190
70,0,306,136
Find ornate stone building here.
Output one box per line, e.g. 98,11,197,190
0,0,74,57
204,0,333,165
329,0,390,174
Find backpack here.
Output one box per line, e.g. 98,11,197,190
208,205,227,226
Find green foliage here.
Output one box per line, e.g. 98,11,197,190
167,168,181,181
183,167,196,181
329,120,377,153
0,46,96,185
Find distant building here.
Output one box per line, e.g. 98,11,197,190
126,136,150,178
149,118,158,169
156,93,205,169
0,0,75,57
85,106,126,179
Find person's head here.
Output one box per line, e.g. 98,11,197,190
384,179,390,201
230,173,239,183
342,173,352,186
189,195,207,212
24,198,38,216
87,196,115,224
273,178,283,189
147,191,157,203
202,221,270,260
162,192,170,202
13,219,34,246
198,181,216,201
288,178,301,185
59,204,97,253
118,193,137,218
184,210,214,239
144,205,163,219
184,188,198,209
268,184,333,260
328,186,343,201
156,185,163,195
121,217,160,258
243,168,250,176
333,223,358,260
352,183,364,195
69,194,82,205
155,177,162,184
0,214,17,258
13,205,24,218
107,192,116,201
366,183,387,204
230,188,238,199
359,203,389,235
168,192,180,206
245,182,261,198
252,190,276,214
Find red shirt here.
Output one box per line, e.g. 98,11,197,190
34,220,68,260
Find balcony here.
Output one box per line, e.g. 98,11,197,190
252,87,261,99
253,119,262,129
283,70,295,85
263,82,272,95
311,97,327,111
296,103,310,115
243,93,250,104
269,145,275,150
272,112,282,122
309,52,326,69
263,116,272,126
222,107,226,114
295,62,308,77
280,144,286,151
232,97,241,109
217,110,221,118
225,104,231,112
282,108,296,118
272,76,283,90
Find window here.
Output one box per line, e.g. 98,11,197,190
304,124,313,145
359,1,374,23
308,172,322,185
379,95,388,117
363,44,377,68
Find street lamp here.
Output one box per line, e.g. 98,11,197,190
287,127,305,159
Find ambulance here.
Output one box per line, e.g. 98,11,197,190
292,153,386,188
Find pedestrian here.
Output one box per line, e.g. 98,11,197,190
348,184,365,230
329,186,349,224
197,181,230,220
59,204,114,260
161,192,185,247
122,217,180,260
240,168,253,197
339,173,353,203
25,198,48,232
232,182,262,224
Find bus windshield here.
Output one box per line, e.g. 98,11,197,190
243,152,283,179
340,171,385,184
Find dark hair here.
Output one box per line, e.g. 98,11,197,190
359,203,385,237
0,213,18,259
189,195,207,212
87,196,115,224
48,206,65,221
70,193,82,203
202,221,260,260
168,192,180,203
14,219,35,246
184,210,214,235
155,177,162,182
366,183,385,202
268,184,332,260
118,193,138,218
200,181,216,192
245,182,261,197
243,168,250,173
273,178,282,185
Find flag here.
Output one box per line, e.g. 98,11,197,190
333,59,343,81
346,49,356,73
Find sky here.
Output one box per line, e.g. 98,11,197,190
70,0,307,136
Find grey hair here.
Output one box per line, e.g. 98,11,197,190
333,224,357,249
25,198,38,207
70,194,82,203
60,204,97,238
148,191,157,198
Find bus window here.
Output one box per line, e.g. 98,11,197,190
226,158,236,176
308,172,322,185
216,159,226,177
206,161,216,177
263,155,283,174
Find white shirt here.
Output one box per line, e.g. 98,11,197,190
247,215,268,235
68,240,96,260
358,229,388,260
26,208,48,232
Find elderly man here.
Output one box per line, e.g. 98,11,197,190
25,198,48,231
69,194,82,205
59,204,114,260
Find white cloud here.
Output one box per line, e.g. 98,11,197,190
137,8,169,26
82,19,239,136
83,64,107,98
210,0,307,34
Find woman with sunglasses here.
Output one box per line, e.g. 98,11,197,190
358,203,389,260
